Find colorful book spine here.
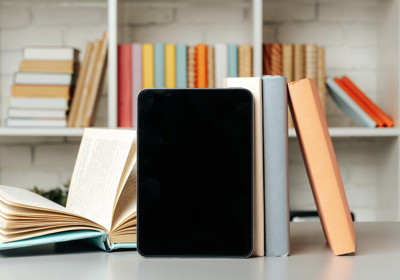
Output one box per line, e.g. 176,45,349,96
262,75,289,257
294,44,305,81
305,44,317,79
117,44,132,127
238,45,252,77
187,46,196,88
215,43,228,88
269,43,282,75
326,77,376,127
165,44,176,88
142,44,155,89
207,45,215,88
132,43,142,129
154,43,165,88
288,78,356,256
196,43,208,88
263,43,270,75
176,44,187,88
228,44,238,77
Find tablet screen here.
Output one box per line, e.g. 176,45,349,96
137,88,253,257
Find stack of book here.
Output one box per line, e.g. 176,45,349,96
117,42,253,128
6,47,79,128
67,32,108,128
326,76,394,127
263,43,326,128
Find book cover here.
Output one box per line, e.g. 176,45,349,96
293,44,305,81
8,108,67,119
228,44,238,77
288,78,356,256
215,43,228,88
165,44,176,88
154,43,165,88
262,75,289,257
207,45,215,88
6,118,67,128
196,43,207,88
187,46,196,88
8,97,69,110
326,77,376,127
132,43,143,129
14,72,73,85
12,84,71,98
142,44,155,88
117,44,132,128
0,128,137,251
223,77,264,257
340,76,394,127
19,60,77,73
176,43,187,88
23,46,79,61
238,45,252,77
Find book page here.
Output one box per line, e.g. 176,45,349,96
66,128,136,231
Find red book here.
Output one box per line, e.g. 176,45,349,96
117,44,132,127
340,76,394,127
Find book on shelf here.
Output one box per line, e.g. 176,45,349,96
238,45,252,77
19,60,78,73
207,45,215,88
117,44,133,128
288,78,356,256
14,72,74,85
6,118,67,128
8,108,67,119
196,43,208,88
142,43,155,89
12,84,71,99
8,97,69,110
187,46,196,88
154,43,165,88
22,46,79,61
0,128,137,252
132,43,143,129
165,43,176,88
175,43,187,89
215,43,228,88
228,43,238,77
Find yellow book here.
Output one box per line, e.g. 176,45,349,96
165,44,176,88
142,44,154,88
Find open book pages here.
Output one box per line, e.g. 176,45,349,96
0,128,137,244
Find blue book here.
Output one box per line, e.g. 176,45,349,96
0,129,137,252
326,77,376,127
228,44,238,77
262,75,289,257
176,44,187,88
154,43,165,88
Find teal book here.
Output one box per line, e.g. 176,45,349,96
154,43,165,88
326,77,376,127
176,43,187,88
228,43,238,77
0,128,137,252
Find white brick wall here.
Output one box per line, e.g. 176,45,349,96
0,0,390,221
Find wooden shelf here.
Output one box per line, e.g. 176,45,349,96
289,127,400,138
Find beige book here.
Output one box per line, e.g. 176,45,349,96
238,45,253,77
293,44,305,81
317,47,327,116
68,42,94,127
0,128,137,249
12,84,71,98
19,60,77,73
223,77,264,257
282,44,294,128
305,43,318,79
207,46,215,88
187,46,196,88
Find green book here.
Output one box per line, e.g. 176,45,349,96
0,128,137,252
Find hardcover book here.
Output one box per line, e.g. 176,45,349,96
0,128,137,251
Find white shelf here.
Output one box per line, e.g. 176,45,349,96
0,128,85,137
289,127,400,138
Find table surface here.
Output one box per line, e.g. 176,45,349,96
0,222,398,280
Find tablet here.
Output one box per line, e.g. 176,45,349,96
137,88,254,257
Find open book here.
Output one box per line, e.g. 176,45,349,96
0,128,137,251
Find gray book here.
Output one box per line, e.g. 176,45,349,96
262,75,290,256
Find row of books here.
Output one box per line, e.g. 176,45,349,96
6,47,79,128
263,43,327,128
117,43,253,128
326,76,394,127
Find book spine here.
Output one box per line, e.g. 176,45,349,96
176,44,187,88
262,75,289,257
207,45,215,88
142,44,155,88
215,44,228,88
293,44,305,81
132,43,143,129
238,45,252,77
282,44,294,128
263,43,269,75
326,77,376,127
228,44,238,77
317,47,327,117
187,46,196,88
165,44,176,88
305,44,317,79
154,43,165,88
196,43,208,88
269,43,282,75
117,44,132,127
288,78,356,256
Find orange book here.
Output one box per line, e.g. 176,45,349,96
196,44,207,88
12,84,70,98
340,76,394,127
288,78,356,256
19,60,77,73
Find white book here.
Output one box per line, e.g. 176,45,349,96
23,46,79,61
215,44,228,88
8,97,69,110
6,118,67,128
8,108,67,119
14,72,73,85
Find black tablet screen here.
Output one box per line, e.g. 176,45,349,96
137,88,253,257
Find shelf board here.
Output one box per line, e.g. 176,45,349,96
0,128,85,137
289,127,400,138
